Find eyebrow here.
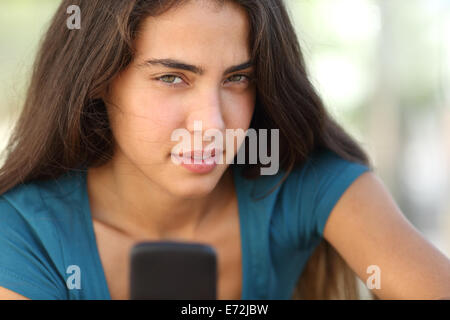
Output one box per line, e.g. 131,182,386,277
139,58,254,75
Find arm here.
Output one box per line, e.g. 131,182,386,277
323,171,450,299
0,286,30,300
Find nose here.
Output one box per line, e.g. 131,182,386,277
186,86,226,137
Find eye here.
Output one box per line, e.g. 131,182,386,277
225,74,252,84
155,74,185,87
154,73,254,88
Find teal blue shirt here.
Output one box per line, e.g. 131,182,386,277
0,149,371,299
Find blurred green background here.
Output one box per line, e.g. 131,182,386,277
288,0,450,260
0,0,449,298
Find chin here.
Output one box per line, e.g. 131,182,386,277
171,184,217,199
168,174,222,199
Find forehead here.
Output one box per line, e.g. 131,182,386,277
134,0,251,65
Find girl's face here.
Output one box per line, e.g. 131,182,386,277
104,0,256,198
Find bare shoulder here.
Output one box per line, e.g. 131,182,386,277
0,286,30,300
322,170,411,242
322,171,450,299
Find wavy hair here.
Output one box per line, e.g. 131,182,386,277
0,0,377,299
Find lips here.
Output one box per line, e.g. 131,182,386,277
176,148,220,160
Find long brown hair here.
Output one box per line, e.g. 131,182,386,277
0,0,377,299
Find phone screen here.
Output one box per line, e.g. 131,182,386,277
129,241,217,300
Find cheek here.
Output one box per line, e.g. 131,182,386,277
223,90,256,129
107,93,183,162
108,69,184,133
220,92,256,155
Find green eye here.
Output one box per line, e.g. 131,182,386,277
227,74,250,83
158,75,183,85
154,73,253,88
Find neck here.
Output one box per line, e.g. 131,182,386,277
86,157,234,241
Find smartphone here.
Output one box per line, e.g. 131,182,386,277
129,240,217,300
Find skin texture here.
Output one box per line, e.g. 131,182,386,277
323,171,450,299
86,0,254,300
0,0,254,300
0,287,29,300
89,0,256,240
3,0,449,301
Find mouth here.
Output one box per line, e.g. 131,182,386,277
171,148,221,161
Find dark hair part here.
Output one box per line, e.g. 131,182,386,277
0,0,377,299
